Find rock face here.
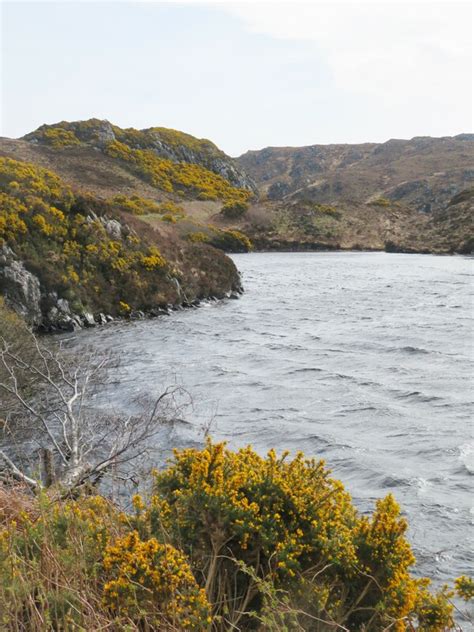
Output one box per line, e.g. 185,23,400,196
100,217,122,239
0,248,91,331
0,245,42,326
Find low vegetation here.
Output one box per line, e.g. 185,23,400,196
0,157,179,316
0,443,471,630
369,197,392,207
110,194,186,220
220,200,249,219
188,226,253,253
24,120,252,204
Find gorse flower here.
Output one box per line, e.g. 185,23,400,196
0,443,465,631
147,440,456,631
103,531,211,630
0,156,173,317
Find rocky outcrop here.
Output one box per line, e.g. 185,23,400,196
0,245,42,326
0,249,94,332
0,242,243,334
23,119,257,194
237,135,474,212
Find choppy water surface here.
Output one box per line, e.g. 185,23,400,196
69,252,473,583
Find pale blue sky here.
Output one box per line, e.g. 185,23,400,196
1,1,472,155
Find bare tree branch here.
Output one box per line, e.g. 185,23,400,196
0,330,175,493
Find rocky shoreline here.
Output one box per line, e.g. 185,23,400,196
0,242,243,334
38,289,244,334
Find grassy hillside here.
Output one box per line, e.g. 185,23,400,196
1,123,472,255
0,156,244,330
22,119,255,202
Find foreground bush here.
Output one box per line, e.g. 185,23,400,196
148,442,460,631
0,490,211,631
103,531,211,629
0,443,471,631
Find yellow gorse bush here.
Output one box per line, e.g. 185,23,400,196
187,227,253,252
41,126,82,147
144,440,455,631
0,156,172,315
106,139,250,204
103,530,211,629
0,443,466,631
454,575,474,601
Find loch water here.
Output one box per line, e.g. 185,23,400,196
67,252,473,584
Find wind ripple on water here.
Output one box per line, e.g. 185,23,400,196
65,252,473,585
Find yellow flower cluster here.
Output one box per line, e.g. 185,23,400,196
149,440,455,630
140,246,167,271
106,139,250,204
103,530,211,630
41,126,82,147
454,575,474,601
0,156,171,317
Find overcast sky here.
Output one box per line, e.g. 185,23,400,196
1,1,472,155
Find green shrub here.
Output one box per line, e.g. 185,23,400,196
187,228,252,253
0,157,171,316
220,200,249,219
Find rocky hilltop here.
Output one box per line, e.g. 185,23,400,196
23,119,257,193
231,135,473,253
0,120,257,331
238,135,473,213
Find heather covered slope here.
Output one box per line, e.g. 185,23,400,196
237,135,474,213
230,135,474,253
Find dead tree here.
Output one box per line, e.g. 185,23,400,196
0,329,178,493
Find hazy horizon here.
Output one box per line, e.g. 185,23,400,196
1,1,472,155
